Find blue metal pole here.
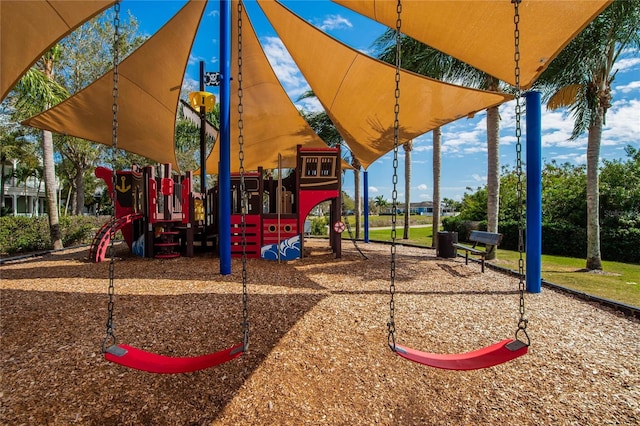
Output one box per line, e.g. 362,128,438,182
219,0,231,275
363,170,369,242
525,91,542,293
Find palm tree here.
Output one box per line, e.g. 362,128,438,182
375,32,504,259
12,48,68,248
534,0,640,270
431,128,442,249
402,140,412,239
374,195,388,214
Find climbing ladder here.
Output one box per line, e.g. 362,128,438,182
153,225,181,259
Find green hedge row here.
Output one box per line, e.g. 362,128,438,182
0,215,107,256
442,216,639,264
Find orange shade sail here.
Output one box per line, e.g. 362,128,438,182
204,0,331,174
258,0,512,169
22,0,208,171
333,0,612,89
1,0,115,100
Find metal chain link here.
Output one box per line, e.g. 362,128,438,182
512,0,529,346
103,0,121,353
387,0,402,351
237,0,249,351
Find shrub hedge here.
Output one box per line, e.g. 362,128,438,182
442,215,639,263
0,215,106,256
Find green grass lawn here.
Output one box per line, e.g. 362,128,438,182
359,224,639,308
491,250,640,307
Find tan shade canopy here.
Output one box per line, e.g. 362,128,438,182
258,0,512,170
204,1,331,174
22,0,207,170
1,0,115,100
333,0,612,89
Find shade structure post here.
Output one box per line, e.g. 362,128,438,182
525,91,542,293
364,170,369,243
199,61,208,232
219,0,232,275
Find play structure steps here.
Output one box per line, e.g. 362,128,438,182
154,228,181,259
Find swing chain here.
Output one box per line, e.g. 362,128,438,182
387,0,402,351
237,0,249,351
512,0,529,345
103,0,121,353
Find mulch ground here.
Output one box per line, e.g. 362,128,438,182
1,241,638,425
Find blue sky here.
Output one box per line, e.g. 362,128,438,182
122,0,640,203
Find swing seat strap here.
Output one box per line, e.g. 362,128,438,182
394,339,528,371
105,343,244,374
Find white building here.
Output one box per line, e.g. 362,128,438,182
1,159,47,216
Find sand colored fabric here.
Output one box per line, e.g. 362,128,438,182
22,0,207,170
333,0,612,89
1,0,115,100
204,2,331,174
258,0,512,169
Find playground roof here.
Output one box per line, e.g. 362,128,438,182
203,3,332,174
0,0,115,101
258,0,511,170
14,0,613,173
22,1,207,170
333,0,612,90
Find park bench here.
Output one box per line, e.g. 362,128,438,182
452,230,502,273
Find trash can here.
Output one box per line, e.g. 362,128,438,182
437,231,458,258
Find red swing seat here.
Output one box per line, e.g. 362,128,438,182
394,339,528,371
105,343,244,374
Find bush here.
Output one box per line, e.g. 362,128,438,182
442,216,482,241
0,216,50,255
310,216,329,235
0,215,105,256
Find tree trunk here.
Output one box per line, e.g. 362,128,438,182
586,118,603,270
75,166,85,215
403,141,413,239
43,58,62,249
431,128,441,249
486,105,500,260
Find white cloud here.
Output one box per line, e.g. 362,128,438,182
614,57,640,74
602,98,640,145
182,77,198,93
614,81,640,94
261,36,309,97
314,15,353,31
417,183,428,190
368,186,379,193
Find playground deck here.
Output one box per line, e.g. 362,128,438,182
1,241,638,425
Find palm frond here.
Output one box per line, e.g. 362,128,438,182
546,84,584,110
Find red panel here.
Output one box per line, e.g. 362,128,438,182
262,218,298,245
298,189,339,221
161,178,174,196
230,215,261,258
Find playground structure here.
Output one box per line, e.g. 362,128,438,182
90,145,342,263
3,0,614,375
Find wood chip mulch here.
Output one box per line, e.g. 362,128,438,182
1,241,638,425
